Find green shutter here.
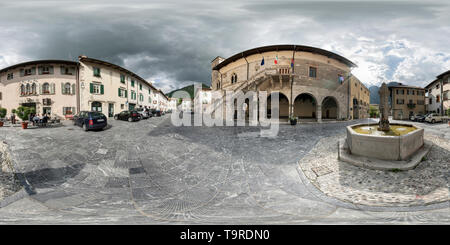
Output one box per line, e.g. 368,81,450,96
100,84,104,94
90,83,94,93
118,88,121,97
125,90,127,98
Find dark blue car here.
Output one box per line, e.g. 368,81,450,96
73,111,107,131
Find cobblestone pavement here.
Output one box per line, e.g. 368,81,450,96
0,116,448,224
300,134,449,207
0,143,21,201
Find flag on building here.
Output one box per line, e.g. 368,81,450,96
261,56,265,66
274,55,278,64
291,58,294,68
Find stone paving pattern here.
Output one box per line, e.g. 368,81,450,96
0,116,448,224
300,134,449,206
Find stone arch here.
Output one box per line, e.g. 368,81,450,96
294,93,317,119
321,96,338,119
267,91,289,119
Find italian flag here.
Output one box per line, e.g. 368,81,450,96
274,55,278,64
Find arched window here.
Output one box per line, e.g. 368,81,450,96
43,83,50,94
91,101,102,112
31,83,36,95
64,83,71,94
26,84,30,94
231,73,237,84
20,84,25,95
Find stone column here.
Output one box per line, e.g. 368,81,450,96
317,104,322,122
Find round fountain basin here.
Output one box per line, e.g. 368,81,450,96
346,123,424,161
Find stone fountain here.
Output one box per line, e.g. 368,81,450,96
339,83,432,170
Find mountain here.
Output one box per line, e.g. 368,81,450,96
166,83,210,99
369,82,401,104
369,86,380,104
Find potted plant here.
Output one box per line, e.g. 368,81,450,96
0,107,6,127
289,115,297,125
14,106,35,129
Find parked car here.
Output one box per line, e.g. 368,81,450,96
73,111,107,131
425,113,449,123
410,114,426,122
136,108,150,119
152,109,162,117
114,110,141,122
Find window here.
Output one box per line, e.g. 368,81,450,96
417,100,424,105
7,73,13,80
309,67,317,78
338,75,344,84
64,83,71,94
131,80,135,87
118,88,127,98
131,91,136,100
26,84,30,94
139,93,144,102
31,83,37,95
42,83,50,94
91,101,102,112
24,68,33,76
231,74,237,84
444,91,449,100
90,83,104,94
436,84,439,89
139,83,142,90
39,66,53,75
61,66,74,75
407,90,410,95
436,95,440,103
121,104,124,109
397,99,404,104
120,74,125,83
63,107,74,115
412,90,415,95
93,67,101,77
0,92,2,100
429,98,432,104
400,89,404,95
43,98,51,105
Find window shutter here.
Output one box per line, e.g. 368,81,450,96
38,66,43,75
61,82,64,94
60,66,65,74
63,107,66,115
49,66,54,74
125,90,128,98
100,84,104,94
118,88,121,97
31,67,36,75
90,83,94,93
20,69,24,77
70,67,75,75
39,84,42,94
51,83,55,94
72,84,76,95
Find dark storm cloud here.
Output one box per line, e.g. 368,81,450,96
0,0,449,91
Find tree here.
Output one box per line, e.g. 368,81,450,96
14,106,35,122
447,108,450,116
0,108,7,119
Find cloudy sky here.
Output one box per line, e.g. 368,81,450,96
0,0,449,92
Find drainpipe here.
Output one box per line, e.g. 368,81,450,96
76,62,80,114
